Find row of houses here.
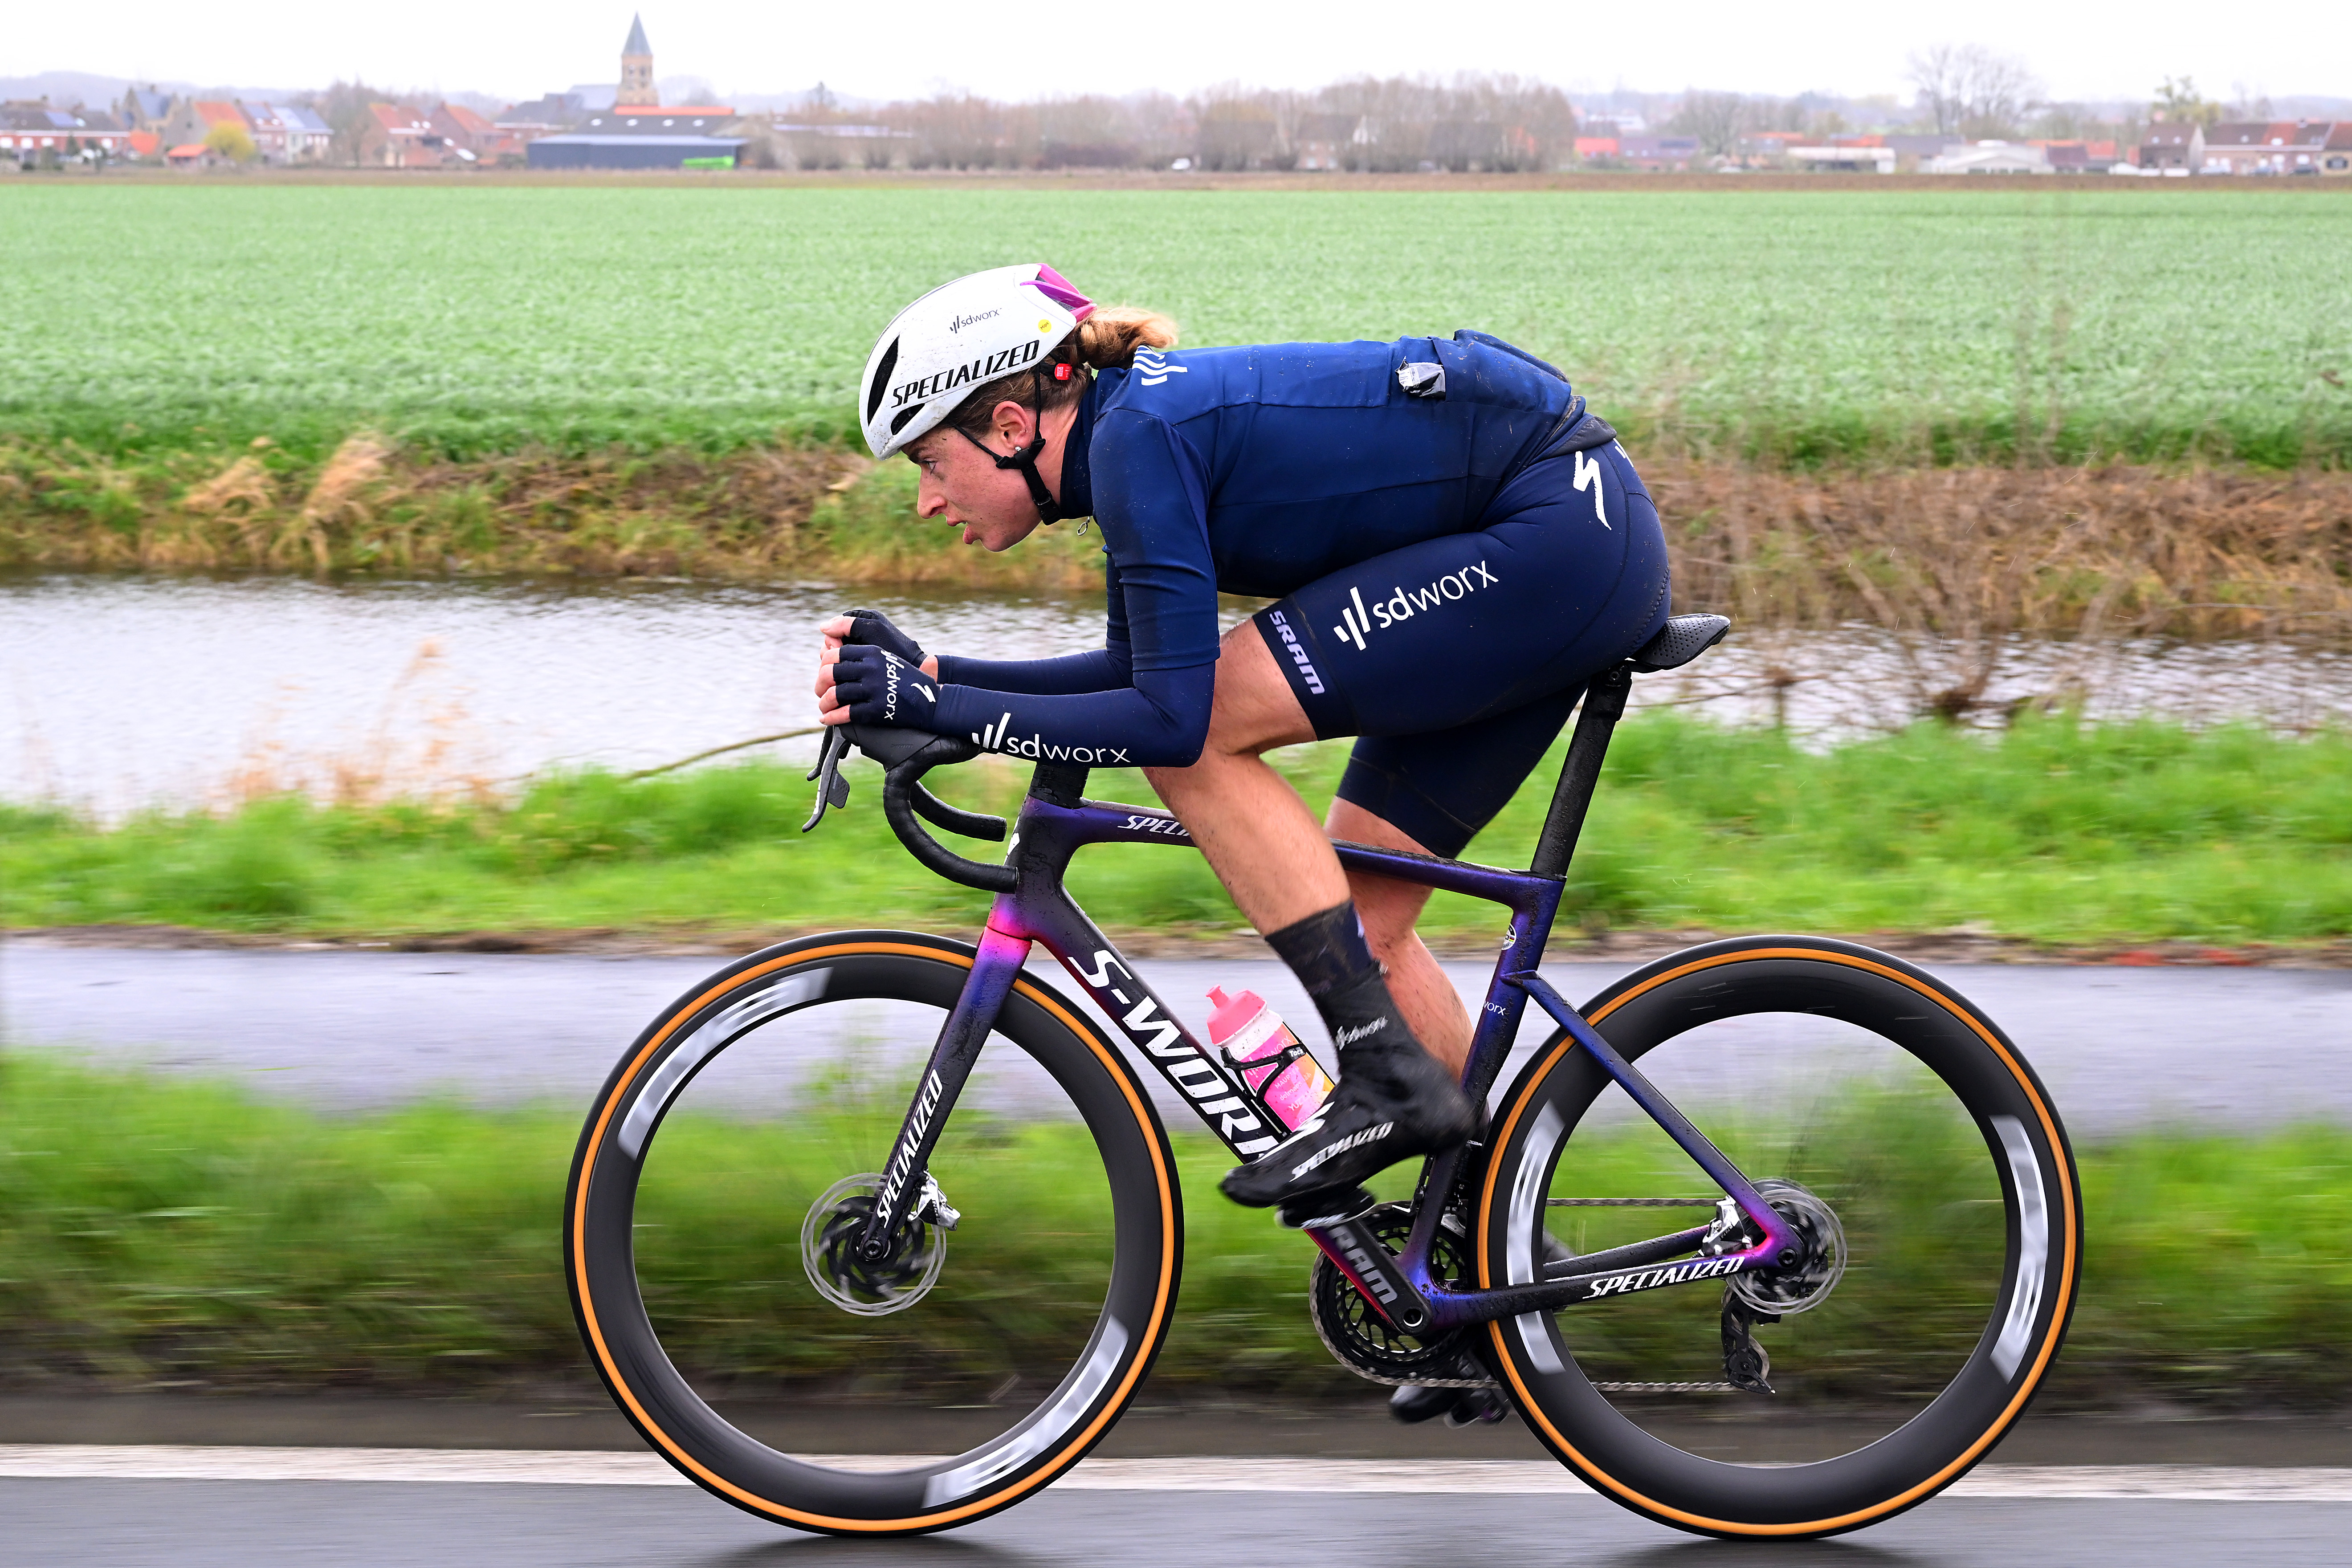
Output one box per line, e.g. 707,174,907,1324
2,91,334,167
2139,120,2352,175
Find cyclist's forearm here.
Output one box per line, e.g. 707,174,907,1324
933,646,1130,696
932,662,1211,766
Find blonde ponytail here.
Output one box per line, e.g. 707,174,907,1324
1074,306,1180,370
940,303,1181,443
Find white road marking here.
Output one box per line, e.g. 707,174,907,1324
0,1449,2348,1501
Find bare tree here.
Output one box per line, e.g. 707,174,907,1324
1908,43,2041,138
2151,76,2221,126
1668,90,1744,157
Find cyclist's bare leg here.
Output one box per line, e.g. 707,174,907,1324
1147,621,1476,1210
1142,623,1467,1069
1140,621,1340,927
1325,802,1473,1076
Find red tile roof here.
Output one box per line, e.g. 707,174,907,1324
191,100,246,128
368,102,433,136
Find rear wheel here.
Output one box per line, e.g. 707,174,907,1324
1476,937,2079,1538
566,931,1181,1535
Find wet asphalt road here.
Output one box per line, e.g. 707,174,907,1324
4,942,2348,1134
2,1479,2342,1568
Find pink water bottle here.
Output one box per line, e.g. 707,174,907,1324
1207,985,1334,1133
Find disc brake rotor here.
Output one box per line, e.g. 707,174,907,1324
800,1173,946,1317
1726,1178,1847,1316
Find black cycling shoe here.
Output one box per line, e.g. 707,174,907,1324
1276,1185,1378,1230
1388,1379,1473,1425
1219,1040,1476,1209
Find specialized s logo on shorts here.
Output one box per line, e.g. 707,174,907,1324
1330,561,1500,653
1572,449,1610,529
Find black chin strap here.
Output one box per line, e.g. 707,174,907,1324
957,424,1064,525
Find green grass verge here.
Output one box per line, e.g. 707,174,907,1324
6,185,2349,466
2,1053,2344,1406
6,713,2350,946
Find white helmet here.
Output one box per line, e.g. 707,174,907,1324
858,263,1095,461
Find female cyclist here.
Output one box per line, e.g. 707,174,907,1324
815,262,1669,1220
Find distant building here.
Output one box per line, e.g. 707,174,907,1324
359,103,447,168
1880,134,1960,171
618,13,657,107
1571,135,1619,161
2023,140,2114,174
1616,134,1700,170
158,98,249,152
2138,122,2205,171
117,85,173,133
2326,122,2352,176
528,102,745,169
1791,138,1895,173
239,102,332,164
1294,114,1367,172
2,102,134,163
1926,140,2052,175
499,92,587,130
426,102,505,163
2201,120,2335,175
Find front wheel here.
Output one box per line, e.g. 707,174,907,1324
565,930,1182,1535
1476,937,2080,1538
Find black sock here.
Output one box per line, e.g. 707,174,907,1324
1264,901,1415,1070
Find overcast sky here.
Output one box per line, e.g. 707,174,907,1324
11,0,2340,106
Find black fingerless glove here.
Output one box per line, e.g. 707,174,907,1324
831,645,943,729
841,608,925,667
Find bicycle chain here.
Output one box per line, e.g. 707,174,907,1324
1314,1198,1722,1391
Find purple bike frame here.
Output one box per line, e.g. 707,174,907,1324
851,766,1800,1337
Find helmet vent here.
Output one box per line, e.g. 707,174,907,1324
888,403,925,436
865,338,900,423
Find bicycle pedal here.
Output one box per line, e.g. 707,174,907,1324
1280,1185,1378,1230
1443,1388,1509,1428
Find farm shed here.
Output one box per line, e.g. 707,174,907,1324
527,133,744,169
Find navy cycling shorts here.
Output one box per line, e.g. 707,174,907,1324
1254,440,1669,860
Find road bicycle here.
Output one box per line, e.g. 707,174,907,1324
563,612,2079,1539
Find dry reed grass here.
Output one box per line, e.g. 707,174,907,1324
1644,460,2352,720
0,437,868,578
5,438,2345,670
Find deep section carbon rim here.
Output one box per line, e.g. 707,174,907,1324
1478,937,2079,1538
566,932,1180,1534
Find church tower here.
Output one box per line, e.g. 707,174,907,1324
618,14,656,106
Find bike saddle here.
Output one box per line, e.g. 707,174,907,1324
1630,614,1731,673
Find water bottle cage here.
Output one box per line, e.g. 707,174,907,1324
1235,1039,1313,1091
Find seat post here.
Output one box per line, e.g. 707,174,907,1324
1530,664,1633,879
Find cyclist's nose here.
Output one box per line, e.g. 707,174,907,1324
915,473,949,519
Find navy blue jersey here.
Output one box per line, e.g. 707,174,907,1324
932,331,1604,768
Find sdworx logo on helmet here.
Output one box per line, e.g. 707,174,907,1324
860,264,1095,460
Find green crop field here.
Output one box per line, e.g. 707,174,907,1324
5,182,2349,466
